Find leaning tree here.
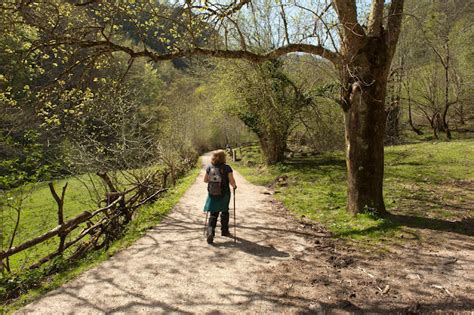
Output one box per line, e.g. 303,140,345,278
3,0,405,215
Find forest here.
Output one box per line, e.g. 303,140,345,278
0,0,473,313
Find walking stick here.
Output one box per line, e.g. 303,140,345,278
204,211,208,236
233,187,236,243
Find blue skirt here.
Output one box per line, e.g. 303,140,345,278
203,191,231,213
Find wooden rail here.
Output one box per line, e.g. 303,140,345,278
0,162,194,274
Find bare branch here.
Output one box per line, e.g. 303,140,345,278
219,0,252,17
79,40,341,65
367,0,384,36
279,2,290,45
333,0,365,45
386,0,405,58
294,3,339,54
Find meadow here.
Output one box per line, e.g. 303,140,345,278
233,139,474,241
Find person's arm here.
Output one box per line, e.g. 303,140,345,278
204,172,209,183
228,172,237,190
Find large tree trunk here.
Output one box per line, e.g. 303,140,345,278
333,0,404,216
341,37,391,216
344,80,388,216
259,133,287,165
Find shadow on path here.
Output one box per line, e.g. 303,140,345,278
213,237,290,258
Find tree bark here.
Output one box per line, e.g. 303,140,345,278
343,79,388,216
341,35,393,216
259,133,287,165
334,0,405,216
407,84,423,135
442,61,452,139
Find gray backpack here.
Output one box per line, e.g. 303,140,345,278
208,165,225,197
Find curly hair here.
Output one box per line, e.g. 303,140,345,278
211,149,227,165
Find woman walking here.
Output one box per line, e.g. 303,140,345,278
203,150,237,244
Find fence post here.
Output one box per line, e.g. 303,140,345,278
232,149,237,162
49,182,68,253
162,172,169,188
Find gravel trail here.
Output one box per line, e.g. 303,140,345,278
17,155,313,314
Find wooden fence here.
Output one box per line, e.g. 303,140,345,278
0,160,194,275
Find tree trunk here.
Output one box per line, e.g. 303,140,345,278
407,85,423,135
341,37,391,216
385,99,401,144
259,134,287,165
431,113,440,139
344,79,388,216
442,62,452,140
457,103,465,125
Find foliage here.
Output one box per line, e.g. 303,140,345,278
0,131,61,189
397,0,474,139
212,59,311,164
284,57,344,152
157,61,254,153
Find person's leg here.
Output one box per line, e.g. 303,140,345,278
207,211,219,244
221,211,231,236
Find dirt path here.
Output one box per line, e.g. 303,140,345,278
17,156,317,314
17,155,474,314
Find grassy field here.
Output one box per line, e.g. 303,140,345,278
1,166,200,313
1,175,100,271
232,139,474,241
1,167,167,271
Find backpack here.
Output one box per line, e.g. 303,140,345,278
208,165,226,197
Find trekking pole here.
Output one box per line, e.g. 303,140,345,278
233,187,236,243
204,211,208,236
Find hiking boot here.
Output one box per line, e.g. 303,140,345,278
221,230,233,238
206,227,215,244
207,212,218,244
221,212,230,234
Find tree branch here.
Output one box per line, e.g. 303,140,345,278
79,40,341,65
333,0,365,45
221,0,252,17
279,2,290,46
386,0,405,58
367,0,385,36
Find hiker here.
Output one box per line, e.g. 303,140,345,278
203,149,237,244
225,143,232,155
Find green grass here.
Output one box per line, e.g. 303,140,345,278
1,175,100,272
1,166,200,313
0,167,168,271
233,139,474,241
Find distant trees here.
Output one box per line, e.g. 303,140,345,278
5,0,473,216
1,0,407,216
399,0,474,139
215,59,310,164
0,6,196,188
